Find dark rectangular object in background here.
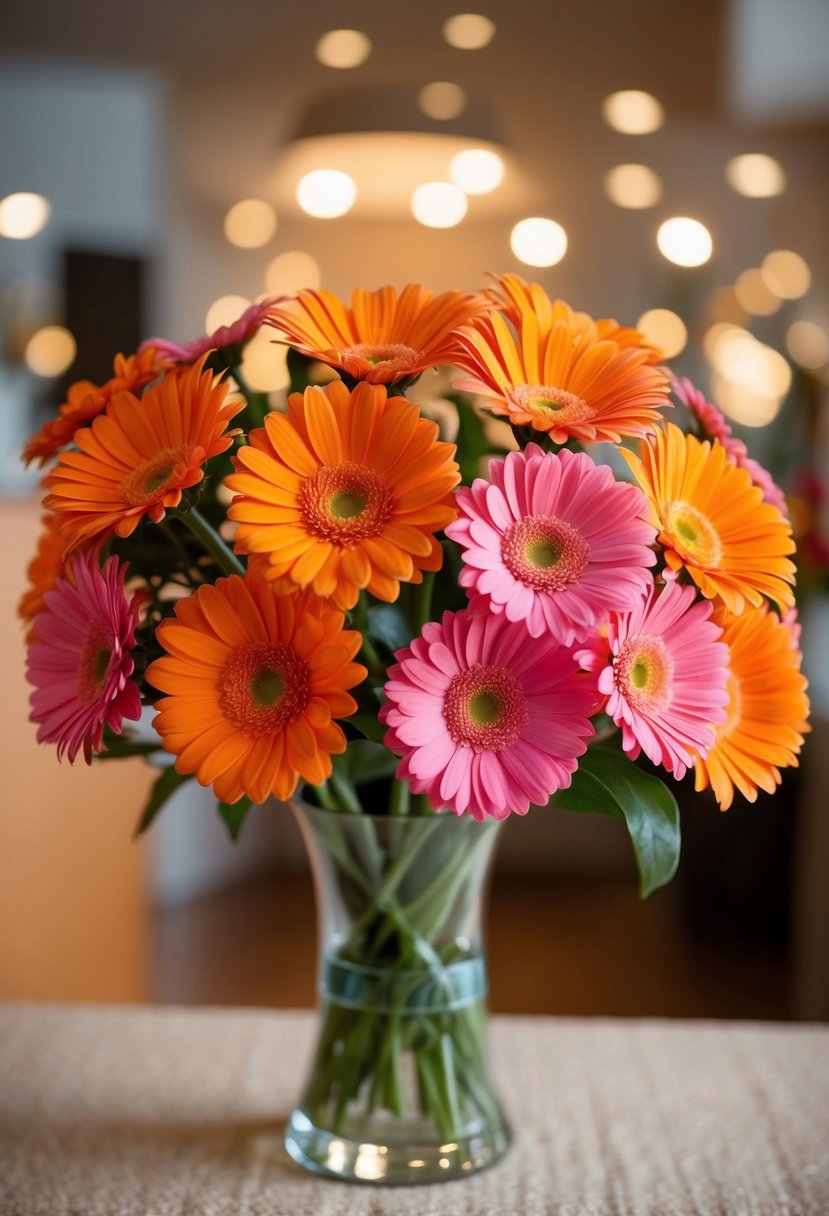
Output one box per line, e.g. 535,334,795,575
62,247,146,389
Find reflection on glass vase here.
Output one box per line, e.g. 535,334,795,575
284,800,511,1185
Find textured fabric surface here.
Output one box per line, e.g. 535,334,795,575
0,1003,827,1215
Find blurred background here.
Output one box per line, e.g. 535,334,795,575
1,0,828,1022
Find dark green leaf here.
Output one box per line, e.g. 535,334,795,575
453,393,496,484
218,796,253,841
366,603,412,655
554,747,681,898
98,728,163,761
133,765,192,837
338,739,398,786
348,711,386,743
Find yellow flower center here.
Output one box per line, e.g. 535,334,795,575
508,384,595,428
300,461,394,546
614,634,674,713
343,343,421,371
664,501,722,568
122,446,188,506
219,642,310,738
443,664,528,752
501,515,589,591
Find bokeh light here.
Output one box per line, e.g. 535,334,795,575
411,182,468,228
296,170,357,218
761,250,811,299
206,295,250,334
787,320,829,371
449,149,504,194
604,163,662,209
241,328,290,393
734,268,781,316
725,153,786,198
24,326,76,377
265,251,321,295
636,308,687,358
510,217,567,267
656,217,712,267
442,13,496,49
223,199,277,249
0,192,51,240
706,325,791,427
314,29,372,69
418,82,467,120
602,91,664,134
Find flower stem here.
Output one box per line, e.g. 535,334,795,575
412,569,436,633
180,507,245,577
388,776,410,817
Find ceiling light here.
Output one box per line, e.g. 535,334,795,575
411,182,467,228
443,13,496,49
314,29,372,69
725,153,786,198
265,251,321,294
0,192,51,240
602,91,664,134
761,250,811,299
296,169,356,218
604,163,662,209
449,148,504,194
656,217,712,267
24,326,76,377
510,218,567,267
224,199,277,248
636,309,687,358
418,82,467,120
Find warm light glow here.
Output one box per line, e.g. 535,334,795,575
411,182,467,228
656,217,712,267
24,326,76,377
240,328,290,393
603,163,662,209
636,308,687,358
787,320,829,370
418,81,466,120
443,13,496,49
265,250,321,294
449,148,504,194
223,199,277,249
707,287,749,327
0,192,51,240
206,295,250,335
314,28,372,69
296,169,356,218
706,325,791,427
734,268,781,316
510,217,567,267
602,90,664,134
726,153,786,198
712,374,784,428
761,250,811,300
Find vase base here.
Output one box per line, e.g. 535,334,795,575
284,1107,511,1185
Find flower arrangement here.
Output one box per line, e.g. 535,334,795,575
19,275,811,1181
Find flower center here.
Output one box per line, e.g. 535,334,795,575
664,501,722,568
508,384,595,427
78,619,116,702
122,446,188,506
614,634,674,713
299,461,394,545
219,642,310,738
343,343,421,371
443,663,528,752
501,515,589,591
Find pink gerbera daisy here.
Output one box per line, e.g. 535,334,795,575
26,550,143,763
380,608,596,820
672,375,788,514
578,580,730,779
445,445,657,645
139,297,282,364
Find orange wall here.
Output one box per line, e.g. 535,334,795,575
0,498,152,1002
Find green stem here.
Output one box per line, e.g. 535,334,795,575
328,769,363,814
180,507,245,577
388,776,410,817
231,364,270,430
412,569,436,633
351,592,384,677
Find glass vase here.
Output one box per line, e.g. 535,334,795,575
284,800,511,1185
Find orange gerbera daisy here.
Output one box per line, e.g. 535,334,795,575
452,309,671,443
23,346,165,466
265,282,489,384
18,513,71,638
694,604,810,809
486,273,665,362
147,576,366,804
622,423,796,614
44,355,244,549
226,380,460,610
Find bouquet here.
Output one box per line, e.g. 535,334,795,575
19,274,811,1180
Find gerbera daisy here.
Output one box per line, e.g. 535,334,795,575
264,282,489,384
23,346,164,466
672,375,788,514
226,379,460,610
380,608,596,820
694,604,810,809
18,513,72,639
147,576,366,804
140,297,281,364
26,550,142,763
578,580,730,779
622,423,796,614
452,309,671,444
445,445,657,644
487,273,664,362
44,354,245,548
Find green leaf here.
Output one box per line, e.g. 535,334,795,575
133,765,192,837
348,711,386,743
366,603,412,655
98,728,163,761
452,393,497,484
218,796,253,841
338,739,398,786
554,747,681,898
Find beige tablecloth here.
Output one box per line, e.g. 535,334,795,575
0,1004,827,1215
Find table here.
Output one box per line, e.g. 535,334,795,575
0,1004,827,1215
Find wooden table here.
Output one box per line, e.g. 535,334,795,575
1,1003,827,1214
